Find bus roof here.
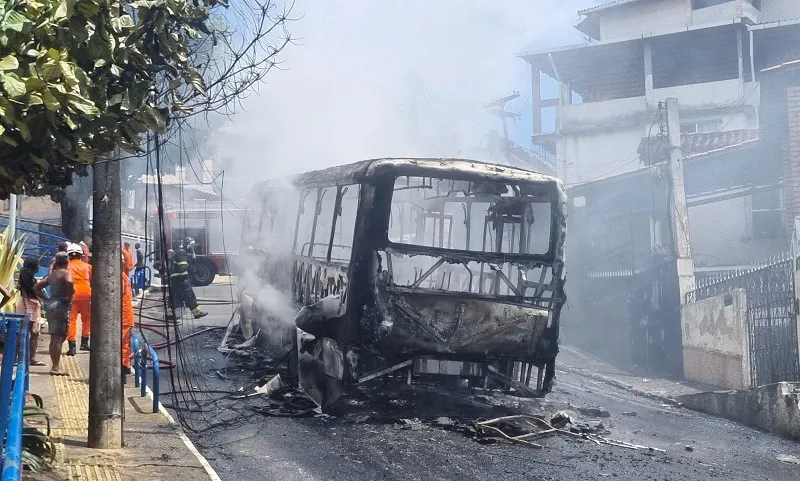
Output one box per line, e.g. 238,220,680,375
254,157,563,194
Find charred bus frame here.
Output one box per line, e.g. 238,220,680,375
242,158,567,408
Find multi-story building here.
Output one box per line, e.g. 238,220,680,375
521,0,800,184
521,0,800,374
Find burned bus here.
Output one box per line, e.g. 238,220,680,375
239,158,567,408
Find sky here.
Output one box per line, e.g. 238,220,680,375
209,0,600,188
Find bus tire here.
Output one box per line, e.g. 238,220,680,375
191,259,217,286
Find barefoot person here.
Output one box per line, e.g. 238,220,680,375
16,258,45,366
36,253,73,376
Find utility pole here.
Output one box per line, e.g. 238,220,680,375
665,97,696,300
88,158,123,449
485,92,520,164
7,194,17,241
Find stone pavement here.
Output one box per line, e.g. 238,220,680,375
24,331,221,481
557,344,709,404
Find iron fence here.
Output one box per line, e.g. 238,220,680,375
684,254,799,386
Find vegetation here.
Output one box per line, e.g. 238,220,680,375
0,0,291,200
0,227,23,311
22,402,56,472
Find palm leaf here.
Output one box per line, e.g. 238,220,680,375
0,227,25,313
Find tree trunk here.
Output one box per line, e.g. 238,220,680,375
55,173,93,241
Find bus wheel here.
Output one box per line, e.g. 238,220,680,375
191,259,217,286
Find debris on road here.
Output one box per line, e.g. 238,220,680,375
777,454,800,465
471,414,666,453
575,407,611,418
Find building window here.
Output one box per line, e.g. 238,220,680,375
680,119,722,134
751,190,782,238
692,0,733,9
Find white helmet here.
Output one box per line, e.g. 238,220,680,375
66,243,83,256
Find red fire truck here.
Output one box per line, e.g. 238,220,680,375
152,204,244,286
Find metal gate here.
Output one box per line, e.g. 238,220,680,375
687,256,800,386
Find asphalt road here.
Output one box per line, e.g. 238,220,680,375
142,284,800,481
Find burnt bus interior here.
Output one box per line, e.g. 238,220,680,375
239,158,567,409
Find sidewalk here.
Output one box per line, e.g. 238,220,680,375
557,345,709,404
24,332,219,481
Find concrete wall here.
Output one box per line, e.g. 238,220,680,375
681,288,751,389
594,0,774,42
760,0,800,23
678,382,800,440
691,1,760,25
555,79,754,185
688,196,787,268
598,0,692,41
558,125,646,184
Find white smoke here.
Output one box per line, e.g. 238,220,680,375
208,0,590,191
217,0,596,340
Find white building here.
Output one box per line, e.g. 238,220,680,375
521,0,800,185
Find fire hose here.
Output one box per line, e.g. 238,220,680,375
134,308,237,369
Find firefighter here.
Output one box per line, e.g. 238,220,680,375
167,238,207,320
121,253,134,380
122,241,135,278
66,243,92,355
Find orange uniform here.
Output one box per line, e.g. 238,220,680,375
68,258,93,342
122,247,134,277
121,273,134,369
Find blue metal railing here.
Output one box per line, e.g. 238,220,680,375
131,332,159,413
0,314,30,481
131,333,141,389
145,345,159,414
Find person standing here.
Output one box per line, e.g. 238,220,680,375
122,241,134,278
135,242,145,270
79,236,91,263
35,252,73,376
66,243,92,355
167,239,207,320
133,242,146,296
120,254,134,379
48,241,69,275
16,258,45,366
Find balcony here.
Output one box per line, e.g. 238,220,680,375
554,80,757,134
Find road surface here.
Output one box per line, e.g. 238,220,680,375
141,284,800,481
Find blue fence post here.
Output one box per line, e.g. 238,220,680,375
131,334,140,388
140,346,147,398
2,317,29,481
0,315,20,437
146,345,159,413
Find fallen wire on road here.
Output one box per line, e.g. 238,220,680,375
473,415,667,453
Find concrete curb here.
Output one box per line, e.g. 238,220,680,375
558,362,684,407
133,367,223,481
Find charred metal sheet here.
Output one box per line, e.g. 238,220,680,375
486,365,544,398
378,289,549,359
414,358,487,377
357,360,414,384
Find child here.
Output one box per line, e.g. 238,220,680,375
16,257,45,366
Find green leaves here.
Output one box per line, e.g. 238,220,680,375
1,73,25,97
66,93,99,117
0,55,18,71
0,0,217,196
186,68,205,95
4,11,29,32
